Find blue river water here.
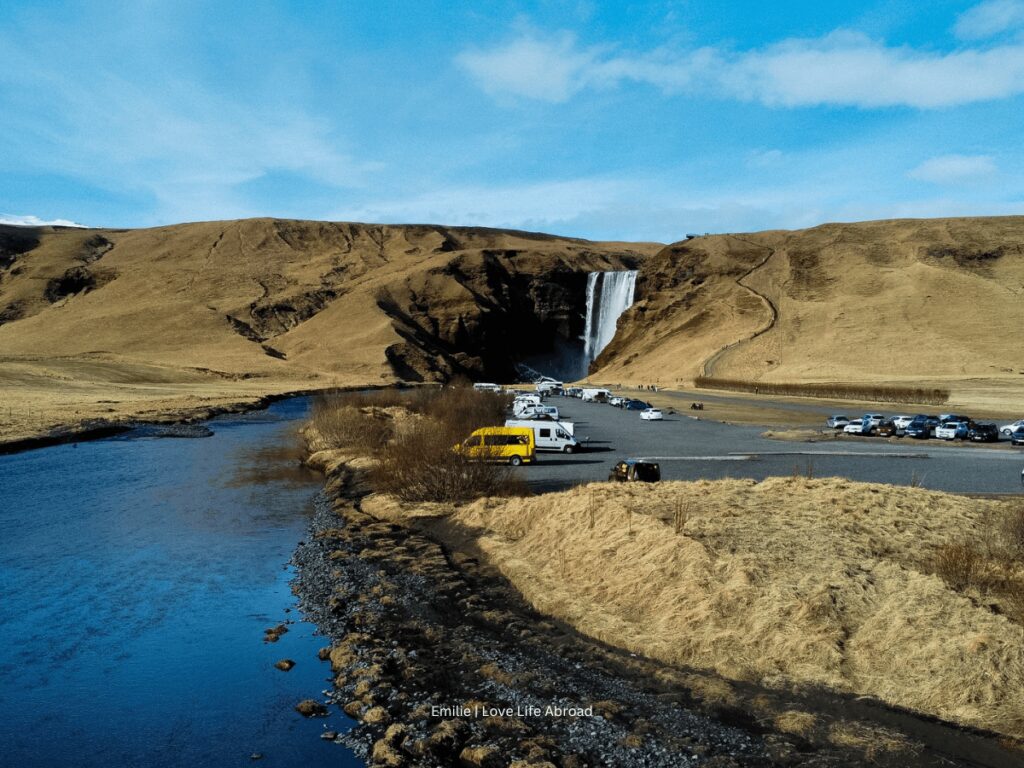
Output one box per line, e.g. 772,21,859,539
0,398,359,768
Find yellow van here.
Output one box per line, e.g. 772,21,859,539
455,427,535,466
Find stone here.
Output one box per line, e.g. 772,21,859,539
362,706,390,725
458,745,503,768
426,719,470,757
274,659,296,671
294,699,328,717
371,739,405,767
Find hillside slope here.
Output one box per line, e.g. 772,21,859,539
0,219,655,441
594,217,1024,405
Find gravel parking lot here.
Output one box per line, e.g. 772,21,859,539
520,397,1024,494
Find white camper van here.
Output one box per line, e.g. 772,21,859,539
536,380,563,394
505,419,579,453
581,388,611,403
472,383,502,393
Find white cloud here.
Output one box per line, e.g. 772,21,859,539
954,0,1024,40
458,29,1024,109
456,33,598,102
908,154,997,183
0,213,87,227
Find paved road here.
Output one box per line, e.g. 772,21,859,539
520,398,1024,494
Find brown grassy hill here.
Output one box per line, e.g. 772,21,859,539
594,217,1024,408
364,477,1024,739
0,219,656,441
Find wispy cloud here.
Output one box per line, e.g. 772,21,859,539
0,213,86,227
458,29,1024,108
0,15,377,225
954,0,1024,40
908,154,998,184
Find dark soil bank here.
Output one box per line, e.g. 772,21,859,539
292,462,1024,768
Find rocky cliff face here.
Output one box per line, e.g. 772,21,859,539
377,247,642,381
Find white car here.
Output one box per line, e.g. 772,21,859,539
640,408,664,421
1000,419,1024,436
935,421,968,440
863,413,885,427
608,396,626,407
843,418,865,434
892,415,914,430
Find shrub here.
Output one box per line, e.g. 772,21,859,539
309,397,394,454
370,419,526,503
930,543,983,591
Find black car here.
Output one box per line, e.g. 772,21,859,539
1011,427,1024,447
623,399,651,411
968,423,999,442
905,415,940,439
608,459,661,482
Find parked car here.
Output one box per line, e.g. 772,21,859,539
935,421,969,440
455,427,535,466
863,413,885,428
609,396,626,407
892,415,915,430
875,419,898,437
608,459,661,483
968,423,1000,442
826,415,850,429
640,408,664,421
564,387,583,398
1011,427,1024,446
843,419,865,435
939,413,972,425
905,415,940,439
624,399,651,411
1000,419,1024,436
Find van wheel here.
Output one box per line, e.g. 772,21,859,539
509,455,523,467
563,445,575,454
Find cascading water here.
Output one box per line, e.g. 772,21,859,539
582,270,638,364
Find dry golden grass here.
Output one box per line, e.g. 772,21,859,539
0,219,651,443
375,477,1024,738
828,721,917,761
774,710,818,737
594,217,1024,411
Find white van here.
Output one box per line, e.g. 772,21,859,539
518,404,559,419
473,383,502,393
505,419,579,453
536,380,563,394
581,388,611,402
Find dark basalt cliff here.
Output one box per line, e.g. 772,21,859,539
377,248,641,382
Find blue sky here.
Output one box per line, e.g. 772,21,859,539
1,0,1023,241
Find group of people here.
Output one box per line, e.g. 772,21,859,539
640,384,659,392
689,402,705,411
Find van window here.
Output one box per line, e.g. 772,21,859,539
484,434,529,446
464,436,481,447
556,430,568,439
539,429,551,438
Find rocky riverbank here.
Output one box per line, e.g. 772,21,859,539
290,459,980,767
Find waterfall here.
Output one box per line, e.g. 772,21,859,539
582,270,638,364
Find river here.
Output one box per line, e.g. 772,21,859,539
0,398,358,768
